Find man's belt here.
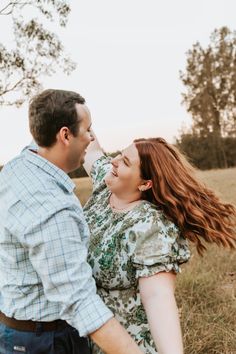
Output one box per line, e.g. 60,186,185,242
0,311,68,332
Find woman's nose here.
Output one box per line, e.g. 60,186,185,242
111,158,118,167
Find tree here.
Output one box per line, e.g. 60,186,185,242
176,132,236,170
0,1,76,106
181,27,236,138
180,27,236,168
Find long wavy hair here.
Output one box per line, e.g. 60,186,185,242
134,137,236,255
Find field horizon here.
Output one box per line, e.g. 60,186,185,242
74,167,236,354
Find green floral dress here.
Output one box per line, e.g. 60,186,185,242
83,156,191,354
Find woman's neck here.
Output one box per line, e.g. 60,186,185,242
109,191,141,211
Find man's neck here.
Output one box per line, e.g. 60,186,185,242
37,148,68,173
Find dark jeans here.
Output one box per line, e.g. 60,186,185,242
0,323,91,354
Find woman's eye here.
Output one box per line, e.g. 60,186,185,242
123,158,128,166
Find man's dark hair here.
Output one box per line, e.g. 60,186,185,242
29,89,86,147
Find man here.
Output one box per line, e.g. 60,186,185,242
0,89,142,354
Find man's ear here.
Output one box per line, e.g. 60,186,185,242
58,127,70,145
138,180,152,192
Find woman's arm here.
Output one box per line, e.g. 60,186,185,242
139,271,184,354
83,130,104,176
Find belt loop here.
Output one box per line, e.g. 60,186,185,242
35,322,43,336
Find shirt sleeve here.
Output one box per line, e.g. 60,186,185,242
131,217,191,279
90,155,112,190
24,206,113,337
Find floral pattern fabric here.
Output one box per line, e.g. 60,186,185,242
83,155,191,354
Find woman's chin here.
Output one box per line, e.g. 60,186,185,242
105,172,115,183
105,176,116,192
104,176,112,187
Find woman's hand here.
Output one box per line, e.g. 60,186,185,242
83,129,104,175
139,271,184,354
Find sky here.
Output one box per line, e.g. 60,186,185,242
1,0,236,164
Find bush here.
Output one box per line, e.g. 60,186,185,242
176,134,236,170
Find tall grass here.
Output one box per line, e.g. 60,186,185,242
73,167,236,354
177,245,236,354
176,167,236,354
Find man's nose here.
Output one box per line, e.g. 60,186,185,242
90,131,95,141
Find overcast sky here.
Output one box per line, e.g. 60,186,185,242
1,0,236,164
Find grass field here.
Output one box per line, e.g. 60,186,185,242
73,167,236,354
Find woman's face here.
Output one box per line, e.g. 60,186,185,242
105,143,143,195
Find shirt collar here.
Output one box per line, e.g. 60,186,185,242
23,148,76,194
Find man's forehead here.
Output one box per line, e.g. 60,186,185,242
76,103,91,123
76,103,90,115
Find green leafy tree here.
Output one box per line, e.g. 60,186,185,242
180,27,236,168
0,1,76,106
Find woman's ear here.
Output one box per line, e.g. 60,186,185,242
138,180,152,192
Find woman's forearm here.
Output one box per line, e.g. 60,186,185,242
144,292,183,354
139,272,183,354
83,129,104,175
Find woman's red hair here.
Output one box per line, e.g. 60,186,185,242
134,137,236,255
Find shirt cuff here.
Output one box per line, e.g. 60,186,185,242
67,294,114,337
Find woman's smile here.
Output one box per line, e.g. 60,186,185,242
111,169,118,177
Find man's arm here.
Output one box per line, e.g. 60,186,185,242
83,130,104,176
25,207,143,354
90,317,143,354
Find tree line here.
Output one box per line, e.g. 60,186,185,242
176,27,236,170
1,2,235,172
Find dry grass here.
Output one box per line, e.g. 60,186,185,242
196,167,236,206
177,167,236,354
73,167,236,354
73,177,93,206
177,245,236,354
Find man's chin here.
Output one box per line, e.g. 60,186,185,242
69,160,83,173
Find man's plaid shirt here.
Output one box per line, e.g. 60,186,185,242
0,147,112,336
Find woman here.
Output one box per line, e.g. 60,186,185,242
83,135,236,354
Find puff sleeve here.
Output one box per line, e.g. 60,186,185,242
131,217,191,279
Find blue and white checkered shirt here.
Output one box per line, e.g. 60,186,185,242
0,147,113,336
